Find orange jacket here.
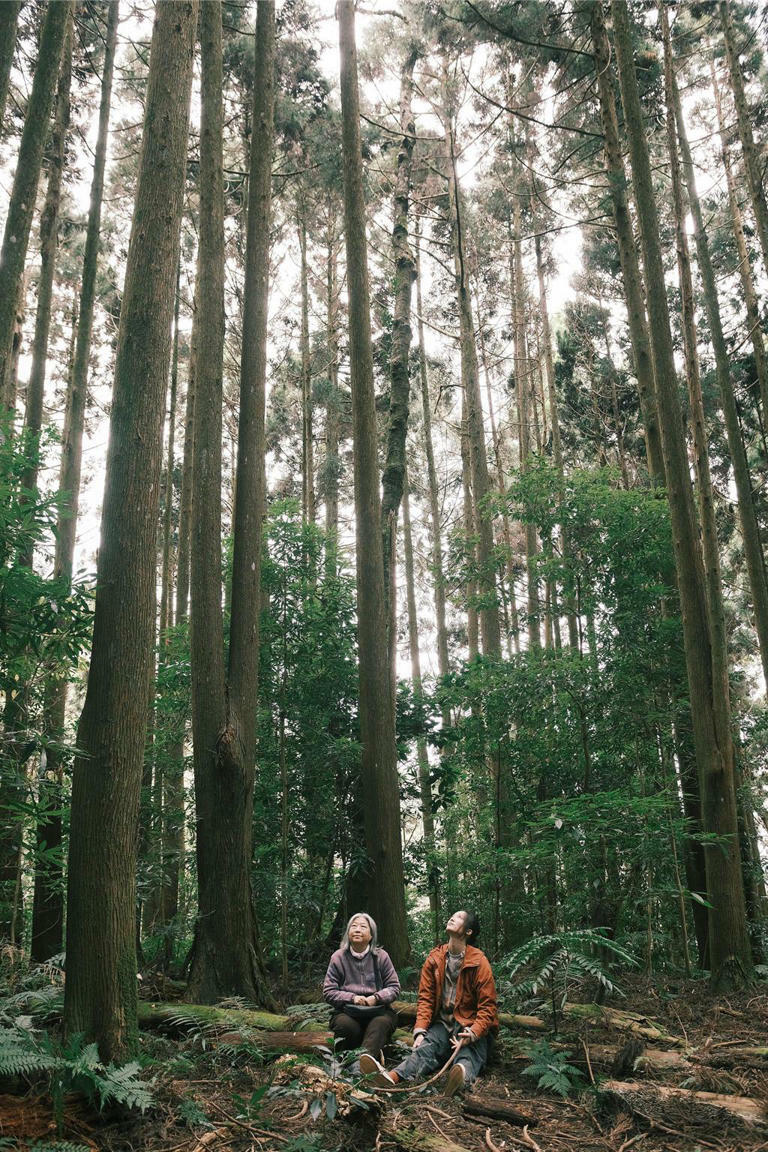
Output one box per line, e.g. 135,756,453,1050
414,943,499,1039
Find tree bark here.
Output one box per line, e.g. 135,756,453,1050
0,1,22,134
298,212,315,525
589,0,664,486
381,48,417,684
610,0,752,988
415,221,450,688
31,0,119,963
667,16,768,698
64,0,198,1060
512,201,540,651
0,0,73,407
711,61,768,432
402,472,440,940
719,0,768,277
187,0,274,1005
337,0,410,968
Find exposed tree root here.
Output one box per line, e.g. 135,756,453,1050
600,1078,768,1132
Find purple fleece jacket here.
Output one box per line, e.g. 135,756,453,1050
323,947,400,1012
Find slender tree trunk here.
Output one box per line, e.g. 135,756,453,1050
443,95,500,658
30,295,77,960
381,48,417,685
323,212,341,553
666,14,768,696
338,0,410,967
2,13,72,945
298,212,315,524
0,1,22,135
188,0,274,1005
719,0,768,276
475,297,520,656
589,1,664,485
0,0,73,406
512,203,540,651
22,13,72,491
402,473,440,941
461,387,480,661
64,0,198,1060
711,62,768,429
415,222,451,700
31,1,119,961
611,0,752,989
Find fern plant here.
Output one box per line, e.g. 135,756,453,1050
0,1026,153,1134
521,1039,585,1098
498,928,637,1031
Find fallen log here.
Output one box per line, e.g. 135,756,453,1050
392,1001,546,1032
600,1079,768,1131
138,1002,326,1035
562,1003,686,1046
462,1097,537,1128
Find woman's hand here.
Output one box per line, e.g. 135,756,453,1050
352,995,378,1006
413,1032,425,1049
450,1028,474,1050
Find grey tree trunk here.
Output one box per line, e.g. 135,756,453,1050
0,1,22,134
0,0,73,406
187,0,274,1005
719,0,768,276
666,14,768,697
711,62,768,431
611,0,752,989
589,0,665,486
402,473,440,941
298,213,315,524
337,0,410,968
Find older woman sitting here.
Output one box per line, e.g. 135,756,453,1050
323,912,400,1067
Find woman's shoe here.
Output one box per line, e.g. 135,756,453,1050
359,1052,397,1088
444,1064,466,1097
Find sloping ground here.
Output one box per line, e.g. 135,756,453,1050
2,978,768,1151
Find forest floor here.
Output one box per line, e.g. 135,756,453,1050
3,975,768,1152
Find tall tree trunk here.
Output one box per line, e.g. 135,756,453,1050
589,1,664,486
512,202,540,651
415,222,451,702
22,13,72,489
298,212,315,524
0,1,22,134
64,0,198,1060
402,472,440,941
31,0,119,962
0,0,72,407
611,0,752,989
323,211,341,558
461,387,480,661
337,0,410,968
23,18,73,960
381,48,417,684
666,13,768,696
711,61,768,429
442,94,501,658
719,0,768,276
188,0,275,1005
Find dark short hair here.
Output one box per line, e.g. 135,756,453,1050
464,911,480,943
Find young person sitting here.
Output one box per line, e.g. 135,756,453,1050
323,912,400,1071
360,910,498,1096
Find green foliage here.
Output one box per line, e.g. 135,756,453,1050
499,929,637,1010
521,1039,585,1098
0,1026,153,1130
176,1097,213,1129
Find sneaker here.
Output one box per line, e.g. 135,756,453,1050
444,1063,466,1097
359,1052,396,1089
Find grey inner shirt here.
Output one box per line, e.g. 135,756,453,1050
440,950,464,1027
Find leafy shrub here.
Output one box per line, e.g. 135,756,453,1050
521,1039,585,1098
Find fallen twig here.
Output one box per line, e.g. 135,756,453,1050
521,1125,542,1152
485,1127,503,1152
